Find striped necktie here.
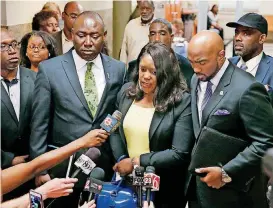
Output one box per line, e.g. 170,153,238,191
201,81,213,111
84,62,98,117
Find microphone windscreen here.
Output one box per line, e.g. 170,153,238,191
146,166,155,173
85,148,101,163
90,167,105,181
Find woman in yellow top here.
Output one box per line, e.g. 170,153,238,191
110,42,194,208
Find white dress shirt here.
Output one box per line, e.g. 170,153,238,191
1,67,21,120
62,30,74,54
197,59,229,123
72,50,106,102
237,51,263,77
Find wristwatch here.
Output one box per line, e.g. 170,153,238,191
221,168,232,183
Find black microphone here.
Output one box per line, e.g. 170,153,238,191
100,110,122,133
144,166,160,206
87,167,105,202
133,166,145,208
71,148,101,178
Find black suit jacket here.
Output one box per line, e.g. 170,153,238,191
110,83,195,206
229,53,273,103
188,61,273,207
29,51,126,180
126,52,194,87
1,66,36,168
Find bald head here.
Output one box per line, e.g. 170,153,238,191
188,31,226,81
73,11,105,32
64,1,83,13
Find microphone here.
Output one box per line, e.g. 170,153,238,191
133,166,145,208
100,110,122,133
70,148,101,178
87,167,105,202
144,166,160,206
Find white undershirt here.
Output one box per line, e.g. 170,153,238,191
72,50,106,102
237,51,263,77
62,30,74,54
1,66,20,120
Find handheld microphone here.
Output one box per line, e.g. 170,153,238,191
144,166,160,206
100,110,122,133
87,167,105,202
133,166,145,208
71,148,101,178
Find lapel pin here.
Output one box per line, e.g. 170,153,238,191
220,91,224,96
107,73,110,79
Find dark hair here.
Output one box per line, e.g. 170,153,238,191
127,42,188,112
32,10,58,31
210,4,217,12
151,18,172,34
20,30,57,68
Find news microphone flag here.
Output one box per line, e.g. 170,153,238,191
100,110,122,133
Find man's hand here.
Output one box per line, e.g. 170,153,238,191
36,178,78,200
35,174,51,187
195,167,224,189
11,155,29,166
79,200,96,208
113,158,133,176
81,129,110,148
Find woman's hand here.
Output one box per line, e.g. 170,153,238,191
81,129,110,148
113,158,134,176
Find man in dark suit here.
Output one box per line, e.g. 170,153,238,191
29,11,126,207
227,13,273,102
53,1,83,55
1,28,36,199
126,18,194,87
186,31,273,208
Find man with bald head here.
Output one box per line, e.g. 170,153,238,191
53,1,84,54
186,31,273,208
29,11,126,207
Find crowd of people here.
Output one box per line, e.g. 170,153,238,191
1,1,273,208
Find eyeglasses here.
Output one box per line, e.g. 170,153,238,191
1,41,20,51
64,11,78,19
27,45,47,51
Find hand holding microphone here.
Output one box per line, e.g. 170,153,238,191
81,129,110,147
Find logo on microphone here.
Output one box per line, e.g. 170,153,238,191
144,173,160,191
75,155,96,175
104,117,112,126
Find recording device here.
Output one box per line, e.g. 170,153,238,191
133,166,145,208
29,190,44,208
100,110,122,133
79,168,105,206
70,148,101,178
144,166,160,206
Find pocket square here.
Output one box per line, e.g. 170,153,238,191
214,109,231,115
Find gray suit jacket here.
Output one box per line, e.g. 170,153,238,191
52,30,63,55
29,51,126,180
110,82,195,206
229,53,273,103
188,61,273,207
1,66,36,168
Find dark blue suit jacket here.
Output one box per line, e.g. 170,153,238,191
229,53,273,102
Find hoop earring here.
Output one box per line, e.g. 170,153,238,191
48,53,51,57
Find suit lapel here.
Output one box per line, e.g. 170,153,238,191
229,56,240,66
149,111,165,141
201,63,234,127
62,52,93,119
93,54,113,122
19,67,30,128
191,75,200,138
1,83,18,124
255,53,270,84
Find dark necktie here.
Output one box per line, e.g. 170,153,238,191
240,63,248,71
3,78,18,95
201,81,213,111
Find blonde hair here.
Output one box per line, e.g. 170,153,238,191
171,18,184,31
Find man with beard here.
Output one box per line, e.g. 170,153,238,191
120,0,155,65
227,13,273,103
53,1,84,54
1,28,36,200
186,30,273,208
29,11,126,207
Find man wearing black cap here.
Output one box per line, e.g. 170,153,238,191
227,13,273,103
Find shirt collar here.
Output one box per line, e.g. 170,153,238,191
72,49,104,71
239,51,263,69
62,30,71,44
0,66,20,81
139,16,155,26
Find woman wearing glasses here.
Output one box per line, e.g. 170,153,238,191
20,31,58,72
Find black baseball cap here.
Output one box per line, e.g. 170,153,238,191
226,13,268,35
